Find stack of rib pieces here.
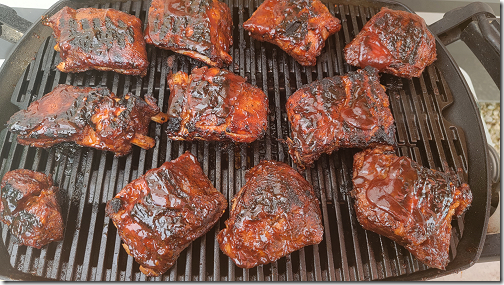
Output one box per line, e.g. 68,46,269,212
0,0,475,281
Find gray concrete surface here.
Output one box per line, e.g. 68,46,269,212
429,261,501,281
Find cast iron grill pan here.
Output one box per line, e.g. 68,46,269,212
0,0,491,281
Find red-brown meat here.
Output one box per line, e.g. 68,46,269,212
286,66,396,169
243,0,341,66
351,146,472,269
218,160,323,268
7,84,167,156
144,0,233,67
344,7,437,78
166,66,268,143
0,169,64,249
105,152,227,276
44,7,149,76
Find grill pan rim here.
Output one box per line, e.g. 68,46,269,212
0,0,491,281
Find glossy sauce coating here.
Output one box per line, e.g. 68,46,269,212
144,0,233,67
166,66,268,143
351,146,472,269
243,0,341,66
344,7,437,78
44,7,149,76
286,66,396,169
7,84,160,156
0,169,63,249
105,152,227,276
218,160,323,268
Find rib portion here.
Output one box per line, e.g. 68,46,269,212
144,0,233,67
7,84,164,156
44,7,149,76
218,160,323,268
105,152,227,276
351,146,472,269
0,169,63,249
243,0,341,66
166,66,268,143
344,7,437,78
286,66,396,169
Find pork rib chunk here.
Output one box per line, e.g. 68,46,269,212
44,7,149,76
106,152,227,276
7,84,166,156
144,0,233,67
166,66,268,143
243,0,341,66
1,169,64,249
218,160,323,268
344,7,437,78
351,146,472,269
286,66,396,169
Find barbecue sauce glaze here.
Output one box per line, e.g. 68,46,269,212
106,152,227,276
286,66,396,169
351,146,472,269
218,160,323,268
166,66,268,143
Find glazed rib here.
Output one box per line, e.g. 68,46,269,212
166,66,268,143
243,0,341,66
44,7,149,76
144,0,233,67
344,7,437,78
105,152,227,276
218,160,323,268
351,146,472,269
0,169,64,249
286,66,396,169
7,84,166,156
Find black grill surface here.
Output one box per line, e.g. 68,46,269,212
0,0,473,281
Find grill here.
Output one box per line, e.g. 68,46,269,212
0,0,492,281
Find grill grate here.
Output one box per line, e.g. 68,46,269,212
0,0,470,281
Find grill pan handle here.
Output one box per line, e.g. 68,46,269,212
0,4,33,43
428,2,500,88
430,2,501,259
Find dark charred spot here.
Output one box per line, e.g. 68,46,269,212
186,122,196,133
109,198,124,214
285,20,302,36
166,117,182,133
10,210,39,237
1,183,23,220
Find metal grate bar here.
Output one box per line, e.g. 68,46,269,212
63,149,94,281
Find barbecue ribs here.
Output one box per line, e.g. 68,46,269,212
344,7,437,78
0,169,64,249
286,66,396,169
218,160,323,268
243,0,341,66
105,152,227,276
144,0,233,67
7,84,167,156
166,66,268,143
44,7,149,76
351,146,472,269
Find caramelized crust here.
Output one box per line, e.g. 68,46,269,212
144,0,233,67
243,0,341,66
344,7,437,78
7,84,162,156
105,152,227,276
0,169,63,249
218,160,323,268
286,66,396,169
44,7,149,76
166,66,268,143
351,146,472,269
